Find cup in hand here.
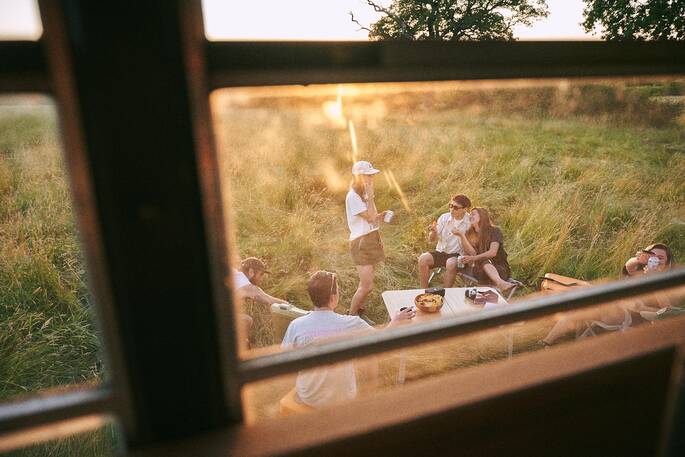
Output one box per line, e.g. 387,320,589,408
384,210,394,223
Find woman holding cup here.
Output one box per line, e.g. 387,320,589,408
346,161,393,319
622,243,673,277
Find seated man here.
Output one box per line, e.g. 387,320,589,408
418,194,471,288
231,257,288,346
282,270,414,408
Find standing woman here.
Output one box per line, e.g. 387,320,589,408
346,161,390,317
453,207,516,293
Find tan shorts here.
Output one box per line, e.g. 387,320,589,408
350,230,385,266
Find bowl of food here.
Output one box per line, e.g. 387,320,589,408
414,293,444,313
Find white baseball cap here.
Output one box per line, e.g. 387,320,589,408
351,161,380,175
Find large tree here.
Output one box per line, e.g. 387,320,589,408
582,0,685,40
350,0,549,41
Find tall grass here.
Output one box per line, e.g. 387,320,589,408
215,80,685,342
0,104,112,455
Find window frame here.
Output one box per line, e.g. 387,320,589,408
0,0,684,453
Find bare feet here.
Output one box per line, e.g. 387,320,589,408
497,280,517,294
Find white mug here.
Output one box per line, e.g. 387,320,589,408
384,210,394,223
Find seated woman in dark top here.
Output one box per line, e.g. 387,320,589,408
453,207,516,293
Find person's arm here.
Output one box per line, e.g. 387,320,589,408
624,257,644,276
386,307,416,327
241,284,288,305
462,241,499,263
349,187,382,224
427,220,438,243
453,230,477,256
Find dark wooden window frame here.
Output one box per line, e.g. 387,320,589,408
0,1,684,454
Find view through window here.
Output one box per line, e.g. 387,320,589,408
212,77,685,420
0,95,114,454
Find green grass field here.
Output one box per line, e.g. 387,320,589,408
1,79,684,444
216,80,685,340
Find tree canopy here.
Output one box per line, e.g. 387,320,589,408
582,0,685,40
350,0,549,41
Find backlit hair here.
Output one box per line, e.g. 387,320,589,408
307,270,338,308
451,194,472,209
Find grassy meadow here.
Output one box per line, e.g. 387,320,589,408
215,79,685,343
0,100,111,455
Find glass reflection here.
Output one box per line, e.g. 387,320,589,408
243,284,685,422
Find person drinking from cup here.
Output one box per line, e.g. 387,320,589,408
417,194,472,288
622,243,673,277
346,161,392,319
452,207,517,294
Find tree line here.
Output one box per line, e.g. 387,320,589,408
350,0,685,41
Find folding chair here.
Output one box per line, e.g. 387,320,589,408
427,267,443,286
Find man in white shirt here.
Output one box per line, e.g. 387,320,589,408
230,257,288,347
418,194,471,288
282,270,414,408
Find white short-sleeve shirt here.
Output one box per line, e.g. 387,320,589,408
232,269,251,289
282,311,373,408
346,189,378,240
434,212,471,254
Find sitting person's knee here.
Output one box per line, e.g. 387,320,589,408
418,252,433,267
445,257,458,271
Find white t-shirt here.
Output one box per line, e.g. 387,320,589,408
232,269,251,289
281,311,373,408
434,212,471,254
345,189,378,241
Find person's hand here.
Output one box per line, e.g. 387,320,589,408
451,228,465,237
427,220,437,234
364,180,375,199
461,255,476,264
393,307,416,322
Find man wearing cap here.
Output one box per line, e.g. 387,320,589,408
346,161,392,319
232,257,288,346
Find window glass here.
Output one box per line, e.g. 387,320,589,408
242,284,685,422
0,95,105,403
213,77,684,360
0,0,42,40
0,416,117,456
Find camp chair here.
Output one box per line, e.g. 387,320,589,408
427,267,443,285
279,387,313,416
577,307,632,339
270,303,309,343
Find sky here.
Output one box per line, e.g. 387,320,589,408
0,0,596,41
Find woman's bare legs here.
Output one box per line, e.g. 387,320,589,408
482,263,516,292
542,308,605,345
350,264,374,315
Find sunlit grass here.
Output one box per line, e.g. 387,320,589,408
216,81,685,343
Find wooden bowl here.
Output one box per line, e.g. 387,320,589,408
414,293,444,313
